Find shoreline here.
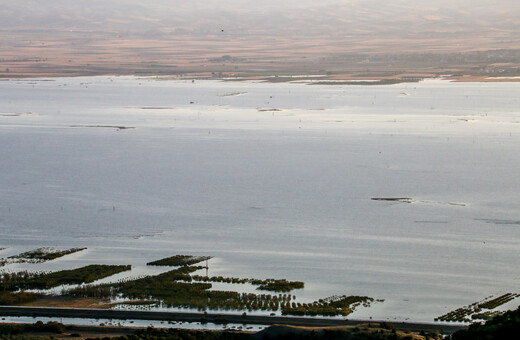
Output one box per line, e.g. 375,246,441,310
1,72,520,83
1,80,519,328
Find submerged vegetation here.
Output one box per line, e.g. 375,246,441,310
67,266,289,312
191,276,304,293
0,265,131,292
435,293,519,322
478,293,518,309
281,295,375,317
26,264,131,289
1,251,374,317
451,306,520,340
147,255,212,267
255,279,304,292
4,247,86,264
65,265,370,316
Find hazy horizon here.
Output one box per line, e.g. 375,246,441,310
2,0,519,50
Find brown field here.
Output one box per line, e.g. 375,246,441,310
1,29,520,80
22,296,113,309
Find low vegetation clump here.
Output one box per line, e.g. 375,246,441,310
7,247,86,263
28,264,131,289
147,255,212,267
191,276,304,293
281,295,374,317
478,293,519,309
435,306,475,323
192,275,250,284
254,279,304,292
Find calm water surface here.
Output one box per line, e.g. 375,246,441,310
0,77,519,322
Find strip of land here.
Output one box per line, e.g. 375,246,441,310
0,306,466,335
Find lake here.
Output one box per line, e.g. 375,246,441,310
0,76,519,322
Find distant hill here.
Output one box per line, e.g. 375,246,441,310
2,0,520,50
1,0,520,77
